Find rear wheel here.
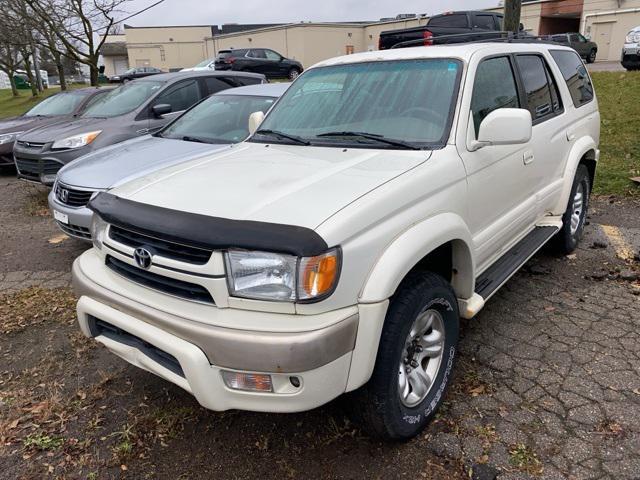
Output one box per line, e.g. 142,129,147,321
351,272,459,441
554,164,590,254
586,49,597,64
288,68,301,80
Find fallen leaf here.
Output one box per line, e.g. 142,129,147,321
633,388,640,395
48,234,68,244
469,385,486,396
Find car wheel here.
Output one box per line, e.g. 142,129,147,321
554,164,590,254
122,78,130,84
288,68,300,80
586,49,597,64
350,272,459,441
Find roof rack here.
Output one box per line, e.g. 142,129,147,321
389,31,563,49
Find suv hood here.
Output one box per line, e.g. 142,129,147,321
18,117,109,143
0,115,68,135
58,136,231,190
113,142,431,230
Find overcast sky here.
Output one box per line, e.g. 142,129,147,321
120,0,501,27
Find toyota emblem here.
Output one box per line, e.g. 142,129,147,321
59,188,69,203
134,247,153,269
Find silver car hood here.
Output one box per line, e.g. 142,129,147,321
57,135,231,190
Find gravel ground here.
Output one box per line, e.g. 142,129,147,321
1,172,639,480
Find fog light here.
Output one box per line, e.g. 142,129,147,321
40,173,57,185
221,371,273,392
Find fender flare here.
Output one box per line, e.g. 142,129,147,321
359,212,475,303
555,136,598,213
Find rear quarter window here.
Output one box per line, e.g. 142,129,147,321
550,50,594,108
428,14,468,28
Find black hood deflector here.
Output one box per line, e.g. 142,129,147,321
89,192,329,257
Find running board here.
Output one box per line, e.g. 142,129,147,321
474,226,559,300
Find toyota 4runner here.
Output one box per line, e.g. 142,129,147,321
72,42,599,440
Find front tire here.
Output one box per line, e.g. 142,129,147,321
352,272,459,441
554,164,590,254
586,49,597,63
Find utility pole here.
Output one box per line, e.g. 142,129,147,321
504,0,522,34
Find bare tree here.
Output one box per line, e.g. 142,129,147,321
504,0,522,34
24,0,132,86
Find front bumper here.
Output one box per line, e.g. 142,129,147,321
621,46,640,69
14,143,91,185
71,250,376,412
47,188,94,240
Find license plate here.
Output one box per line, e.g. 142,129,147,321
53,210,68,224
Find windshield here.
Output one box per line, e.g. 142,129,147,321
194,59,213,68
25,92,85,117
252,59,462,149
160,94,277,144
82,81,163,118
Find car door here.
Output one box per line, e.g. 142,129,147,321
512,53,569,218
264,49,285,76
146,78,203,134
569,34,586,57
244,49,269,75
458,54,536,270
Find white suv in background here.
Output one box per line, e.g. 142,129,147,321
72,42,599,440
622,25,640,70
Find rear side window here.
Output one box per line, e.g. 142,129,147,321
470,56,519,136
428,14,467,28
473,14,495,31
515,55,562,121
204,77,236,95
550,50,594,107
232,75,263,86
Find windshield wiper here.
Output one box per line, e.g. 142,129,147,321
181,135,214,144
316,131,421,150
255,128,310,145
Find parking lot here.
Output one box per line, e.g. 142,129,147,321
1,171,639,479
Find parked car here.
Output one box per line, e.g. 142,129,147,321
48,82,289,240
549,33,597,63
379,10,508,49
181,58,216,72
621,25,640,70
73,42,598,441
109,67,164,83
0,87,112,170
14,70,266,185
214,48,303,79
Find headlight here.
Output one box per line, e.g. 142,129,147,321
52,130,101,150
0,131,22,144
112,76,120,80
626,32,640,43
225,247,340,302
90,214,108,250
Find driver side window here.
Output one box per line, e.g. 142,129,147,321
264,50,281,61
470,56,520,137
153,80,201,113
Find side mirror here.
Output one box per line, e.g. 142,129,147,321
152,103,172,118
248,110,265,135
470,108,532,151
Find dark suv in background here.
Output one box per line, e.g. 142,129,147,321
214,48,303,79
14,70,265,185
550,33,598,63
109,67,164,83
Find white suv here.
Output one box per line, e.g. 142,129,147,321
72,42,599,440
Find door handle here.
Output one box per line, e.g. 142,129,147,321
523,150,535,165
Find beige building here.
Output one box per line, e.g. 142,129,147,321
100,1,640,76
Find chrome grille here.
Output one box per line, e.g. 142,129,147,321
108,225,213,265
55,183,95,207
16,140,46,149
56,221,92,240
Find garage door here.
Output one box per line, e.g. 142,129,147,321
114,58,129,75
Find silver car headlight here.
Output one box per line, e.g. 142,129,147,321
225,248,341,302
52,130,102,150
0,131,23,144
90,215,108,250
626,31,640,44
